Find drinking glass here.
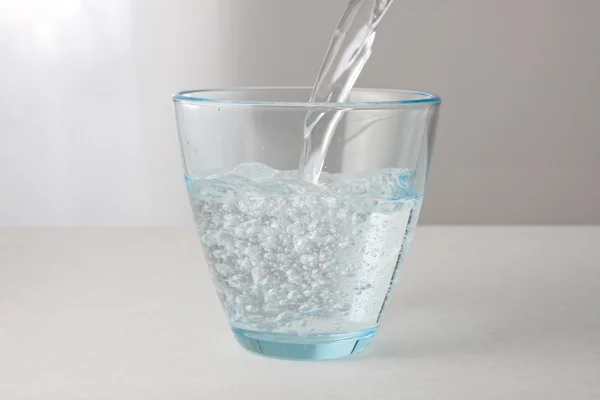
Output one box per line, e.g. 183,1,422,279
173,87,440,360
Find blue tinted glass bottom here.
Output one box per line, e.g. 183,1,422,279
232,327,377,360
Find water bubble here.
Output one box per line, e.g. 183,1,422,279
324,197,338,208
306,307,328,317
338,240,353,248
248,315,264,323
320,261,335,271
221,203,234,213
228,274,250,291
238,200,251,214
251,267,266,283
240,258,253,270
269,220,281,230
235,295,253,305
299,254,310,265
265,289,283,303
264,303,281,313
287,290,303,301
278,299,291,307
277,198,291,210
286,270,302,283
196,219,207,234
245,221,261,237
201,233,217,247
259,275,277,289
214,263,234,277
333,302,350,312
298,304,312,313
286,222,304,236
337,209,349,220
276,311,296,322
211,249,224,260
263,235,278,249
311,279,331,290
223,215,241,229
243,246,262,261
234,226,247,238
281,283,298,293
293,237,307,253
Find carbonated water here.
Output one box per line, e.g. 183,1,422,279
188,163,420,335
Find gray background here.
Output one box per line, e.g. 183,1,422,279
1,0,599,225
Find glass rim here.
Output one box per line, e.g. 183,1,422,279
173,87,441,109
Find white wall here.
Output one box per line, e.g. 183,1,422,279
1,0,599,226
1,0,225,226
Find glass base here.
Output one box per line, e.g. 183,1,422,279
232,327,377,360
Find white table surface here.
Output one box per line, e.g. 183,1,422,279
1,227,599,399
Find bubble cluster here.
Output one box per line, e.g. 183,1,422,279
187,163,421,334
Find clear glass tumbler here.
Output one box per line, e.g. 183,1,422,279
173,87,440,360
